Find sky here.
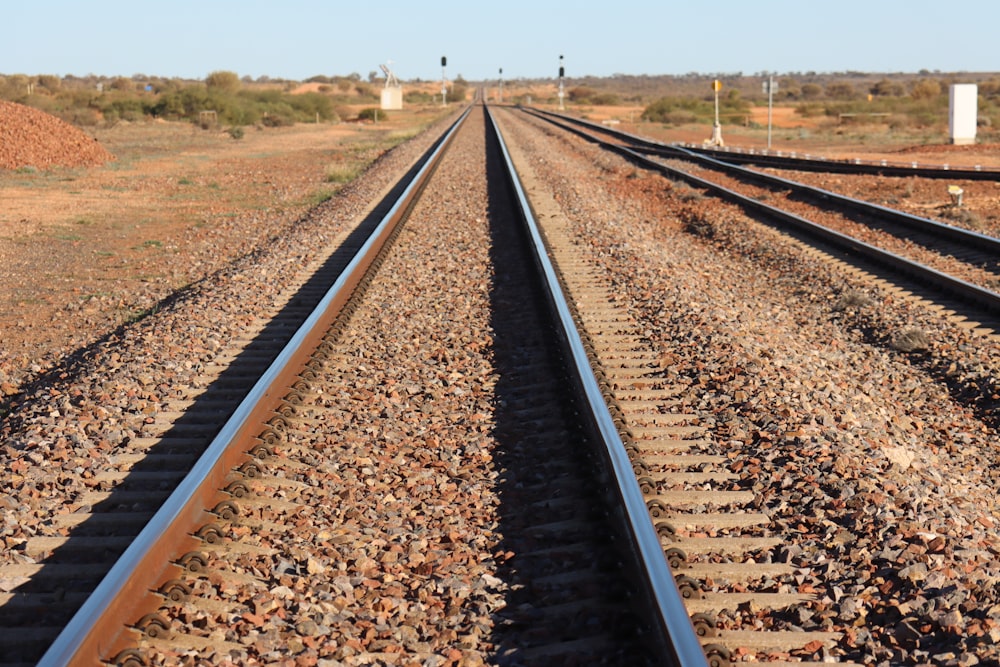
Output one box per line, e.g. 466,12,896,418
2,0,997,82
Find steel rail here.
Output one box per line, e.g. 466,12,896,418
38,106,472,667
486,105,709,667
524,108,1000,316
529,106,1000,182
679,144,1000,182
529,108,1000,254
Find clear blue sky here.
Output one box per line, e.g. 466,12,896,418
3,0,996,82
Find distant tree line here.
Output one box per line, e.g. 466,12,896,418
2,69,998,132
0,71,392,128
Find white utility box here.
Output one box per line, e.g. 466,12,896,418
949,84,978,145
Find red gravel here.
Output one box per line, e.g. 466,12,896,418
0,101,114,170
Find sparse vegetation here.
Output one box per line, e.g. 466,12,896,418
832,289,875,311
891,328,931,352
325,162,362,184
939,206,983,229
3,69,1000,138
679,206,715,237
642,95,752,125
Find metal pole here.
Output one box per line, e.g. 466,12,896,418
441,56,447,107
558,55,565,111
767,76,773,149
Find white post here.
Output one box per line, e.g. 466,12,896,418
708,80,724,146
441,56,447,107
714,85,720,127
767,76,773,149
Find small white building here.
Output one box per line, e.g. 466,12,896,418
949,84,977,145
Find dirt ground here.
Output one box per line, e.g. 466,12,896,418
572,103,1000,168
0,107,445,392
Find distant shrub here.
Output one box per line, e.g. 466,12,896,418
642,94,748,123
664,109,697,125
591,92,621,105
568,86,597,102
61,107,102,127
800,83,823,99
825,82,857,100
910,79,941,100
405,90,434,104
261,109,294,127
228,126,245,139
285,91,335,120
36,74,61,92
794,103,824,118
357,107,382,122
206,70,240,93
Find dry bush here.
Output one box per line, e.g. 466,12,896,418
891,328,931,352
940,206,983,229
679,206,715,238
832,289,875,311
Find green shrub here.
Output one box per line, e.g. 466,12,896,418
205,70,240,93
642,94,748,123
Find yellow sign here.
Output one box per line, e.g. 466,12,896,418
712,80,722,92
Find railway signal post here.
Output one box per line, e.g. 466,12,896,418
763,76,778,149
558,55,565,111
707,79,724,146
441,56,448,107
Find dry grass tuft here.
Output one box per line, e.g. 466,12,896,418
891,328,931,352
832,289,875,311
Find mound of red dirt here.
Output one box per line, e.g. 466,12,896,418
0,100,114,170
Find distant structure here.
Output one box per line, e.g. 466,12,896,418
380,62,403,111
949,84,977,145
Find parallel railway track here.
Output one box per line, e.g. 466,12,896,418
6,101,998,667
524,108,1000,331
680,144,1000,182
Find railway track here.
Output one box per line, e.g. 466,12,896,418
679,144,1000,182
492,108,875,666
526,108,1000,331
6,100,999,667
